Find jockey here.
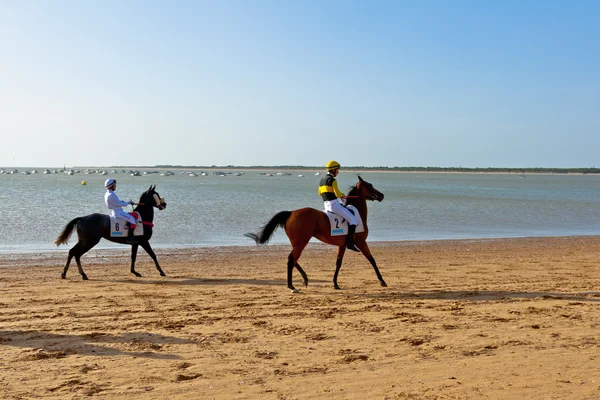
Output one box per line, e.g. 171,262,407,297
318,160,360,252
104,178,138,243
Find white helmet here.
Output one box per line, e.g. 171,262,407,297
104,178,116,188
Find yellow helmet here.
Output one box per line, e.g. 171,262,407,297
326,160,341,171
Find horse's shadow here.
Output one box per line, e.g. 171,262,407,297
105,277,330,286
341,289,600,303
0,330,195,359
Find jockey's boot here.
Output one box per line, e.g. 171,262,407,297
126,224,137,244
346,224,360,252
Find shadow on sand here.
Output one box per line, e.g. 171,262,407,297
0,330,195,360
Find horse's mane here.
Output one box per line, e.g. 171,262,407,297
347,185,358,196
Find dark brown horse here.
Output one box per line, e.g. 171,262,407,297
54,185,167,280
245,175,387,292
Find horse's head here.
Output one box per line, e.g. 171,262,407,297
140,185,167,210
354,175,384,202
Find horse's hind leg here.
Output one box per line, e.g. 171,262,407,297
287,252,298,292
61,242,81,279
287,239,310,293
72,239,100,280
295,262,308,287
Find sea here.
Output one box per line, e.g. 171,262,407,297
1,168,600,253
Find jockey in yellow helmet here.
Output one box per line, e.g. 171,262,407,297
318,161,359,252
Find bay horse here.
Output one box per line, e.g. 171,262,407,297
54,185,167,280
245,175,387,292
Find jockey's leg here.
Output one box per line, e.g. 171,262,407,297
345,224,360,252
116,210,137,244
328,201,360,253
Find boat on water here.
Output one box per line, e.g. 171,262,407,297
315,172,320,175
131,171,141,176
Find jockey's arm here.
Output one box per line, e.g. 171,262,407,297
332,180,345,199
107,192,130,209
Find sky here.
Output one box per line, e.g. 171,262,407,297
0,1,599,168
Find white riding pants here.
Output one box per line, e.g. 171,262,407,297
324,200,358,226
111,209,137,226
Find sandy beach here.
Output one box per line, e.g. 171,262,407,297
1,236,600,399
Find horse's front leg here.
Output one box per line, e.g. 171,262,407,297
140,241,166,276
130,243,142,277
357,242,387,287
333,246,346,290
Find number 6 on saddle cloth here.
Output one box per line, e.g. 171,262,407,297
110,212,143,237
325,205,365,236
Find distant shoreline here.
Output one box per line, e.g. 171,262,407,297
100,166,600,175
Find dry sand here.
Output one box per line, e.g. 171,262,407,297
1,236,600,399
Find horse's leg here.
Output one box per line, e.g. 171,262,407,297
295,262,308,287
139,241,166,277
333,246,347,290
73,240,99,280
287,237,310,293
61,242,81,279
356,241,387,287
287,252,298,292
129,243,141,277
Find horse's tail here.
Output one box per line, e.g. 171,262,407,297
54,217,83,246
244,211,291,245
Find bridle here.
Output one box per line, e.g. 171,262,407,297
358,182,383,201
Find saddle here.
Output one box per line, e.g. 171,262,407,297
323,205,365,236
109,212,144,237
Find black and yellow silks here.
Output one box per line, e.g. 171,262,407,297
318,174,345,201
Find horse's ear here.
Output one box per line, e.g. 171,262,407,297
358,175,364,182
148,185,155,192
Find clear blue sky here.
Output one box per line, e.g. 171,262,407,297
1,1,598,168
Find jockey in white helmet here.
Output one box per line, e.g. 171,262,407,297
104,178,138,243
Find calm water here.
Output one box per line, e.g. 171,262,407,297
1,169,600,253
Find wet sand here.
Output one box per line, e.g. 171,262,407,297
1,236,600,399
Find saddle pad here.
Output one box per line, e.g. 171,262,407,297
324,205,365,236
110,213,143,237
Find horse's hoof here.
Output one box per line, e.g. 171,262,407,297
303,280,308,287
81,275,88,281
290,288,300,294
160,272,166,277
61,274,66,279
334,285,341,290
133,273,142,278
380,281,388,287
